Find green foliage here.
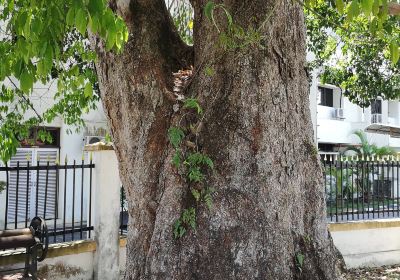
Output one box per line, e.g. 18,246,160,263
204,1,263,51
204,66,215,77
104,133,112,144
183,98,203,115
173,219,186,238
201,187,215,210
296,253,305,271
172,149,182,168
0,0,128,162
168,127,185,149
185,152,214,183
185,152,214,169
188,166,205,183
168,0,193,45
174,207,196,239
191,189,201,201
168,97,214,238
305,1,399,107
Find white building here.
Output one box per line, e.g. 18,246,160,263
310,78,400,154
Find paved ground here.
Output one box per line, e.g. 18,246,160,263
0,273,38,280
344,265,400,279
5,266,400,280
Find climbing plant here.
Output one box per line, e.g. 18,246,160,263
168,98,215,238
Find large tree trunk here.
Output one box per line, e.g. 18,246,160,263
91,0,344,279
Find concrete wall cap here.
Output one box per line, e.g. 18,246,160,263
84,142,114,151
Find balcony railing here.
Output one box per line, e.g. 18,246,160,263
371,113,383,124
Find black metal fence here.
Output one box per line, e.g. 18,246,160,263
1,160,94,244
321,154,400,222
120,186,128,235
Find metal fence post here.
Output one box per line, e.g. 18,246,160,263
85,144,120,280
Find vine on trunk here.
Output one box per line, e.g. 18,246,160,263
168,98,215,239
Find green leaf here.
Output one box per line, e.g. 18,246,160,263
204,1,215,20
66,8,75,26
336,0,345,13
20,70,33,93
204,66,215,77
390,41,399,65
361,0,373,16
347,0,360,21
204,192,213,209
296,253,304,268
84,82,93,98
191,189,201,202
183,98,203,114
172,150,181,168
372,0,380,15
188,166,204,182
106,29,116,51
182,207,196,230
168,127,185,149
173,219,186,239
75,8,88,35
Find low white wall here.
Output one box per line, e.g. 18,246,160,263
330,220,400,268
0,239,127,280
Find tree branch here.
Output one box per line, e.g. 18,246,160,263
114,0,194,70
389,2,400,15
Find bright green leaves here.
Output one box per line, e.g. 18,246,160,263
347,0,360,21
192,188,214,209
336,0,345,13
183,98,203,115
64,0,128,51
390,40,400,65
75,8,88,35
361,0,374,16
305,0,399,64
66,7,76,26
84,82,93,98
0,0,129,162
20,70,33,93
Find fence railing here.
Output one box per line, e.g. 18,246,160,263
0,160,94,244
120,186,128,235
321,154,400,222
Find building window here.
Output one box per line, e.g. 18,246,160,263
318,143,334,152
371,99,382,114
18,127,60,148
318,87,333,107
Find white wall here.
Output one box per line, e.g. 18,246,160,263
331,221,400,268
310,73,400,150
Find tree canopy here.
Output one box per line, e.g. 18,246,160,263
306,0,400,107
0,0,398,161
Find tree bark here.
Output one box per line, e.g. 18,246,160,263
91,0,344,279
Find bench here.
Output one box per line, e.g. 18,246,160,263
0,217,49,279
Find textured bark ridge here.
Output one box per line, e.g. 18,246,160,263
92,0,344,279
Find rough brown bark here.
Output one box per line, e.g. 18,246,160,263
91,0,344,279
